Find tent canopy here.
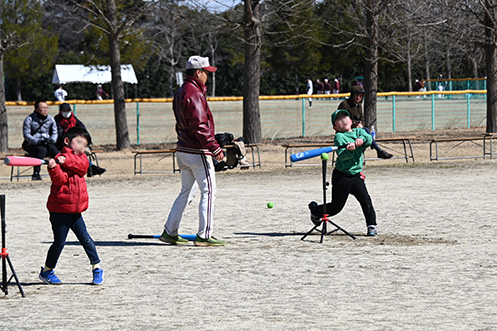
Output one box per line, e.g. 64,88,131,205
52,64,138,85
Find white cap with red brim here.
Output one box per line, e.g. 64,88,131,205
186,56,217,72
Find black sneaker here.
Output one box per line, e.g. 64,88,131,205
32,174,42,181
377,150,393,159
91,165,106,176
308,201,321,226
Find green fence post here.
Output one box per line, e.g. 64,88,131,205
392,94,396,132
302,98,306,137
467,93,471,129
136,102,140,145
431,93,435,130
73,103,76,116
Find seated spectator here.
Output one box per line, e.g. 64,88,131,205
22,100,59,180
54,103,106,176
337,85,393,159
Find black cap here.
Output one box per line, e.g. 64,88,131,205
59,103,71,111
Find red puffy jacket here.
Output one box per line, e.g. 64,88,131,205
173,76,222,156
46,147,89,214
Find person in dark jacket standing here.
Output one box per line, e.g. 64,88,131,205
160,55,226,247
22,100,59,180
337,85,393,159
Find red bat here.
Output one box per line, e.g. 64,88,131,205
3,156,48,167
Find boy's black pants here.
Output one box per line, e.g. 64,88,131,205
311,169,376,226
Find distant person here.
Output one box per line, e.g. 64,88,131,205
95,85,109,100
337,85,393,159
414,79,424,91
333,78,340,94
306,77,313,108
54,103,106,177
39,126,103,285
54,86,68,102
160,55,226,247
316,79,324,94
324,79,332,95
438,83,444,98
22,100,59,180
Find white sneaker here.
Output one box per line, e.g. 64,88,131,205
367,225,378,236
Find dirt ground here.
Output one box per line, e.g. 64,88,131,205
0,129,496,330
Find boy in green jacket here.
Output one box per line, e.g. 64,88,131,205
309,109,378,236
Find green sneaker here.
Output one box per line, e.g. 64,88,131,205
194,236,226,247
159,230,189,245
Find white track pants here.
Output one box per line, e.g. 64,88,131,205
164,152,217,239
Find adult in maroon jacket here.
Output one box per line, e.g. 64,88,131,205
160,56,226,247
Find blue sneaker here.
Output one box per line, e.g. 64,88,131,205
39,267,62,285
92,268,104,285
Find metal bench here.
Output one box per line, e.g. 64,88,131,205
133,149,179,175
483,133,497,159
365,137,416,163
283,137,416,167
223,143,262,169
283,143,334,168
430,137,486,161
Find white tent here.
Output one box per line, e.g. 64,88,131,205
52,64,138,85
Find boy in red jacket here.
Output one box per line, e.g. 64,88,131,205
39,126,103,285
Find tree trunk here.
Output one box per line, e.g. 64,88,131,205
107,0,130,150
363,0,378,131
242,0,262,144
445,44,452,80
407,38,412,92
16,77,22,101
0,55,8,153
210,44,216,97
295,72,299,95
485,6,497,133
423,32,432,91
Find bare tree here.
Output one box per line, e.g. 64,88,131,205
146,1,190,97
0,32,20,152
481,0,497,132
192,0,317,143
55,0,152,150
383,1,447,91
449,0,497,132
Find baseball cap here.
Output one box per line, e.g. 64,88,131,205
186,56,217,72
59,103,71,112
331,109,350,125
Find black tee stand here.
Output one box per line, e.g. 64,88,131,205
301,154,356,243
1,195,25,298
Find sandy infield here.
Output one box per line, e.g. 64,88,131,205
0,140,496,330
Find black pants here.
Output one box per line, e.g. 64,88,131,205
362,127,381,152
45,212,100,269
312,169,376,226
23,143,59,175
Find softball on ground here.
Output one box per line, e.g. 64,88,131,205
267,202,274,209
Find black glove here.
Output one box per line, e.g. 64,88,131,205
47,138,56,145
